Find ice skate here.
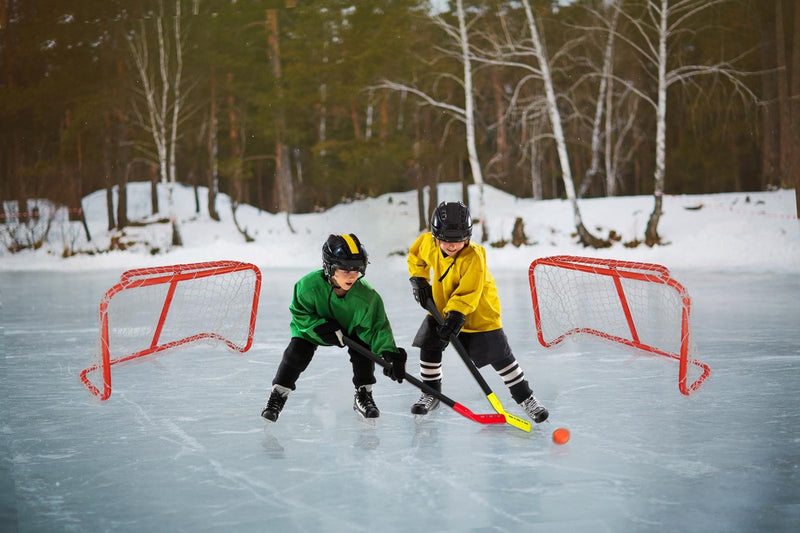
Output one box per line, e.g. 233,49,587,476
411,392,440,415
353,385,380,419
411,380,440,415
261,384,290,422
520,394,548,423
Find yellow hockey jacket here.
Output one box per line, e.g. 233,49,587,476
407,232,502,333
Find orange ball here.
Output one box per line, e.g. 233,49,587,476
552,427,570,445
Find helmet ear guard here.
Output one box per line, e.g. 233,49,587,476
322,233,369,278
430,201,472,242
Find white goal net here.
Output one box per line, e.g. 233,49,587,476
528,255,710,395
80,261,261,401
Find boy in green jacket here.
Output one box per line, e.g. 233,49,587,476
261,233,406,422
407,201,548,423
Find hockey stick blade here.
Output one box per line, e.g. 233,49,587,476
426,300,532,433
487,392,532,432
341,336,506,427
452,403,506,424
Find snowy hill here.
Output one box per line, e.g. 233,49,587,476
0,181,798,273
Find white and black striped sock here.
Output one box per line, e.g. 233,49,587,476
419,361,442,383
495,359,524,388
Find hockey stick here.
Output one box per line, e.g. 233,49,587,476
424,300,532,433
340,336,506,427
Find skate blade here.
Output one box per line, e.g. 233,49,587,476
356,414,378,428
413,408,439,424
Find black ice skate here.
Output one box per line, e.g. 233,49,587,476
261,384,290,422
411,380,440,415
353,385,380,419
520,394,548,423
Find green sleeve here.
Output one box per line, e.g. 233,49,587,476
288,271,330,344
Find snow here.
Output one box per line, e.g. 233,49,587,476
1,183,799,532
1,181,798,274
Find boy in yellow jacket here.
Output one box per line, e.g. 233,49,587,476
407,201,548,423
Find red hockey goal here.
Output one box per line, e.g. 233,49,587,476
528,255,710,395
80,261,262,401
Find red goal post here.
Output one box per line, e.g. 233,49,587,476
80,261,262,401
528,255,710,395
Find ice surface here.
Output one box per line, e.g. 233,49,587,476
1,267,799,532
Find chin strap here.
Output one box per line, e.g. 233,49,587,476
437,247,464,282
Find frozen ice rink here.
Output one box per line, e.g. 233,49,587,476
1,267,799,532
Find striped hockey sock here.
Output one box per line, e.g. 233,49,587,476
419,360,442,384
495,359,524,389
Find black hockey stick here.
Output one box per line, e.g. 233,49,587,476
340,336,506,427
424,300,532,433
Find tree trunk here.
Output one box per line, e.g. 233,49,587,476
115,56,129,230
168,0,183,247
379,88,389,139
117,173,128,229
150,165,159,215
365,87,374,139
416,177,426,232
759,1,779,189
521,0,606,247
645,0,669,247
604,68,615,196
266,8,295,232
790,0,800,216
775,0,792,189
207,66,220,221
491,68,508,179
413,107,428,232
127,1,183,244
456,0,486,240
103,110,116,231
580,3,618,198
227,72,243,185
78,201,91,242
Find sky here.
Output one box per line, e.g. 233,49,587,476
0,180,797,275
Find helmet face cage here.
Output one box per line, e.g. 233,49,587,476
431,201,472,242
322,233,368,278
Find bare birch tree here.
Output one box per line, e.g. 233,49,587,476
454,0,487,239
577,1,621,198
127,0,186,245
517,0,606,247
569,1,642,198
379,0,489,240
611,0,758,245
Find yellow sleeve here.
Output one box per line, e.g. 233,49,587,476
407,233,431,280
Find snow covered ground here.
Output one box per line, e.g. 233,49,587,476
1,183,799,532
1,181,798,274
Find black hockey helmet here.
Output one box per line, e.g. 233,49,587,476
430,201,472,242
322,233,369,278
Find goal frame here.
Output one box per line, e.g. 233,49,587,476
79,260,262,401
528,255,710,395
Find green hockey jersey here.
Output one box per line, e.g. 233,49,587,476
289,270,398,356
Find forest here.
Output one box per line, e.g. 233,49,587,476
1,0,798,248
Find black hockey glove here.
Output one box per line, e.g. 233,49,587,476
381,348,407,383
437,311,466,349
313,320,345,347
409,277,433,310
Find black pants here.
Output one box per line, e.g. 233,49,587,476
272,337,376,390
412,315,533,403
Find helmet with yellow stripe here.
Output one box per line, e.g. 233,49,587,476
322,233,369,278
